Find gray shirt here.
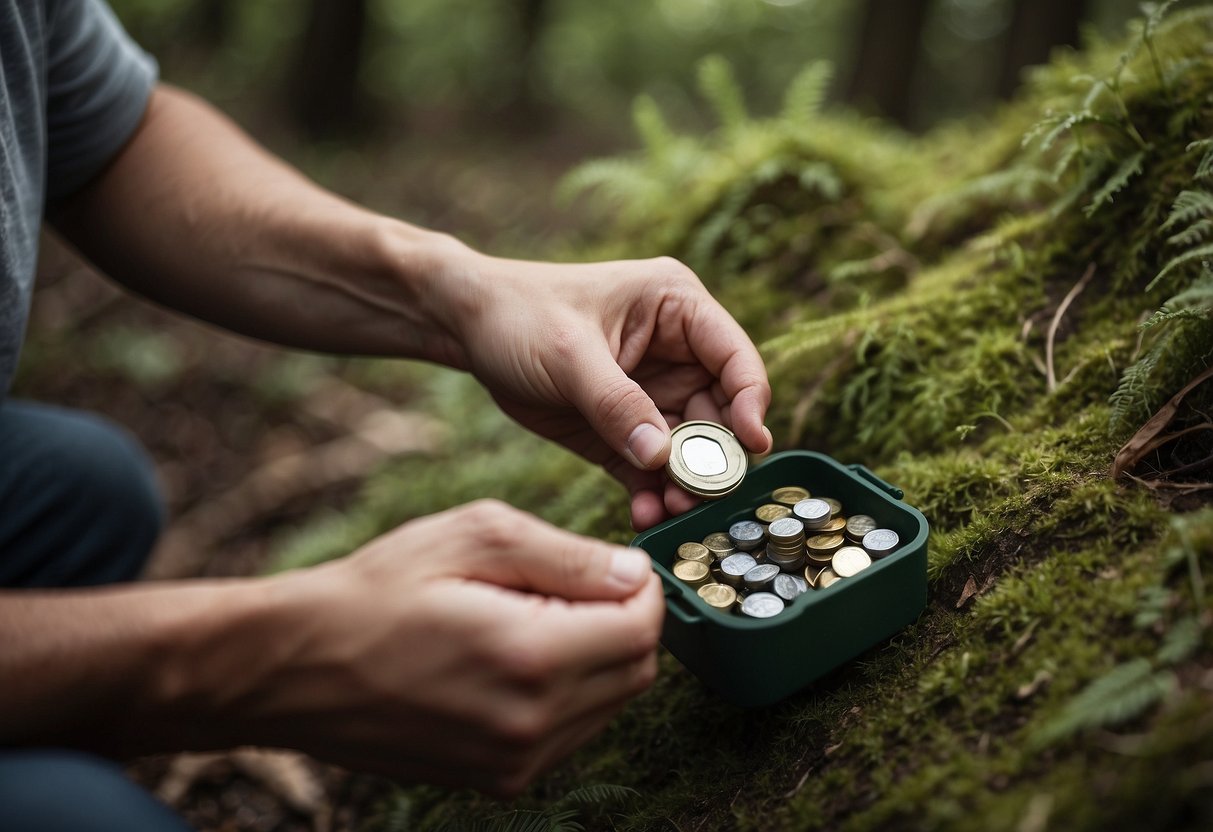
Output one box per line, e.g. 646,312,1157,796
1,0,156,398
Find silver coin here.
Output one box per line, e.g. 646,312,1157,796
728,520,766,550
862,528,900,557
720,552,759,577
792,498,831,525
832,546,872,577
773,573,807,601
743,563,781,591
767,517,805,539
740,592,785,618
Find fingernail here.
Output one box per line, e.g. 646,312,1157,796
609,549,652,590
627,423,668,468
762,425,773,450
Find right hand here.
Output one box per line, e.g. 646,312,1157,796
233,500,663,797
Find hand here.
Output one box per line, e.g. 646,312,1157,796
226,501,663,797
444,251,772,530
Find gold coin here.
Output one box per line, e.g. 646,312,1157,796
846,514,878,542
804,563,824,588
697,582,737,610
677,542,713,564
832,546,872,578
807,533,845,553
817,566,841,588
666,421,748,499
755,503,793,523
673,559,712,588
772,486,810,506
820,516,847,534
702,532,735,558
823,497,843,518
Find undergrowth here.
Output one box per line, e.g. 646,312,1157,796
272,4,1213,830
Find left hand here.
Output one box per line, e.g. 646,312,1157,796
441,250,772,530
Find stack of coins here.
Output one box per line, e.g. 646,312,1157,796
766,517,806,572
668,484,904,618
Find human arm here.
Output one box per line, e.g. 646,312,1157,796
51,85,772,528
0,501,662,796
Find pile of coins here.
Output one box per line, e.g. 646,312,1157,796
670,485,902,619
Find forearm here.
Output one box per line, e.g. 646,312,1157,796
50,85,474,367
0,578,280,756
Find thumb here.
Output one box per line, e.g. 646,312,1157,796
456,502,654,600
554,344,670,471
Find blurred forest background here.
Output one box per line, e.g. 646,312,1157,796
17,1,1210,830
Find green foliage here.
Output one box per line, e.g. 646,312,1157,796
1030,658,1177,749
697,55,748,132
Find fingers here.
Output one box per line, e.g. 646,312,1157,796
453,500,654,600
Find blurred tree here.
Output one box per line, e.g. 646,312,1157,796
845,0,931,127
998,0,1085,97
288,0,369,138
185,0,230,50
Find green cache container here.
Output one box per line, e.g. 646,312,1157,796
630,450,929,707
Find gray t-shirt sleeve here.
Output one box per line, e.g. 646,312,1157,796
43,0,158,201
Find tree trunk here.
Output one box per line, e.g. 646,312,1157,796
845,0,931,128
287,0,369,138
998,0,1086,98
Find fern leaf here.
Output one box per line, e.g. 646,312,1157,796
1160,189,1213,232
1084,149,1145,216
556,784,638,809
557,158,655,207
1190,138,1213,180
799,162,843,200
1147,242,1213,291
1167,218,1213,248
781,61,832,127
1157,616,1203,665
632,95,675,158
697,55,747,131
1142,270,1213,329
1030,658,1175,748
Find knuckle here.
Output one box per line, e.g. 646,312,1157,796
548,324,580,362
492,703,550,751
592,376,648,430
633,654,659,693
464,499,522,548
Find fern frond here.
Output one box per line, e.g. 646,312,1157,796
1083,149,1145,216
1160,189,1213,232
1167,218,1213,248
1190,138,1213,180
781,61,832,127
1110,343,1162,427
632,95,675,158
556,784,638,809
557,157,656,207
798,161,844,200
697,55,747,131
1156,616,1203,665
1142,270,1213,329
1147,242,1213,291
1030,658,1175,749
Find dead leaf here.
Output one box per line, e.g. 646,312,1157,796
1112,364,1213,480
957,575,979,608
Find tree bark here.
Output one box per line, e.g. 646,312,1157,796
287,0,370,138
845,0,931,128
998,0,1086,98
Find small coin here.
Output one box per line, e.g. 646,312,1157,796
824,497,843,518
677,542,713,564
697,582,737,610
862,528,900,558
806,533,845,563
820,516,847,534
673,559,712,588
773,573,808,601
702,531,736,558
768,553,806,573
740,592,785,618
804,563,824,588
743,563,781,591
767,517,805,540
832,546,872,578
719,553,759,588
729,520,766,551
667,421,748,499
772,486,810,506
817,566,841,588
792,498,831,527
755,503,793,524
846,514,878,541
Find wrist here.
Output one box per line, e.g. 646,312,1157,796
371,217,487,370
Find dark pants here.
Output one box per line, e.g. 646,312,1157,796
0,400,191,831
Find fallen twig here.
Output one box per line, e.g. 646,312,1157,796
1046,263,1097,392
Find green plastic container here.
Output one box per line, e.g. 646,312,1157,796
630,450,929,707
